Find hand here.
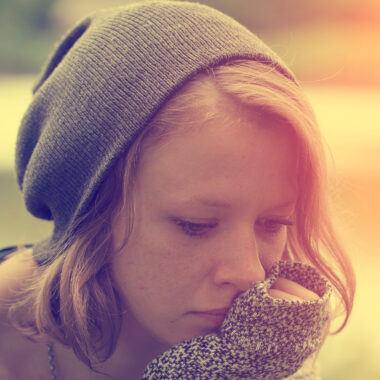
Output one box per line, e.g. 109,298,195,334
268,277,319,301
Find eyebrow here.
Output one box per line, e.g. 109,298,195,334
180,197,297,209
190,198,230,208
173,197,230,209
270,200,297,209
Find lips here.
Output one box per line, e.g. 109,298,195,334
199,308,230,315
190,307,230,326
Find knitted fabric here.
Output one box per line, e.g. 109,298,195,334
142,261,331,380
15,0,295,264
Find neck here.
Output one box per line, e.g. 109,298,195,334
55,312,169,380
103,313,169,379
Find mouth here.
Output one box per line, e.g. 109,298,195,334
200,308,230,315
189,308,230,326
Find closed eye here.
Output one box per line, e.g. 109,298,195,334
256,218,294,235
173,219,218,237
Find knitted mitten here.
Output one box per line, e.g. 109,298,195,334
142,261,331,380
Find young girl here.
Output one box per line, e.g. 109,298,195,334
0,1,354,379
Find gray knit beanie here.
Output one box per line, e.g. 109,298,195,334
16,0,295,264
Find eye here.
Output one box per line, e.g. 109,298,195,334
173,219,218,237
256,218,294,235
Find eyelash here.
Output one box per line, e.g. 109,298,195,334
173,219,218,237
173,218,294,237
255,219,294,235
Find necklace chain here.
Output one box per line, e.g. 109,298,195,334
47,343,57,380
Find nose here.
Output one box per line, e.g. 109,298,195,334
212,230,266,292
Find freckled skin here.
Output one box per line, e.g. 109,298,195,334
112,102,299,348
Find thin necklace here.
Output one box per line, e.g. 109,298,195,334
47,343,57,380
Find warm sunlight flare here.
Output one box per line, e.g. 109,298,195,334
0,1,379,379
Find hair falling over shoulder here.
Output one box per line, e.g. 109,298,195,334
8,134,146,367
9,60,355,367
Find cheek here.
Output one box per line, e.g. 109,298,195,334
112,227,204,311
258,230,288,271
114,247,175,298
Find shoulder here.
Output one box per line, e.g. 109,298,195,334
0,316,50,380
0,248,51,379
0,247,37,317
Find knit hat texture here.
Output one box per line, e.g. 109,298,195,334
16,0,295,263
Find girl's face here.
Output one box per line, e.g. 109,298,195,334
112,100,298,347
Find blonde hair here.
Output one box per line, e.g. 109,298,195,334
9,60,355,367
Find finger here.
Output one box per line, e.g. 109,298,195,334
268,288,303,301
270,278,319,301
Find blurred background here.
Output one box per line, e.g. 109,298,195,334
0,0,379,378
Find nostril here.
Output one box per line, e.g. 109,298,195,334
213,262,265,291
212,234,266,290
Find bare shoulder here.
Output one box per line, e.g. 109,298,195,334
0,248,50,379
0,247,37,309
0,314,50,380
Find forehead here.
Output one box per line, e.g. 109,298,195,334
137,101,299,211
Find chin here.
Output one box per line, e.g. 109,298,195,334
161,327,218,347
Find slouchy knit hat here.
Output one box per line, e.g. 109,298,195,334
16,0,295,264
